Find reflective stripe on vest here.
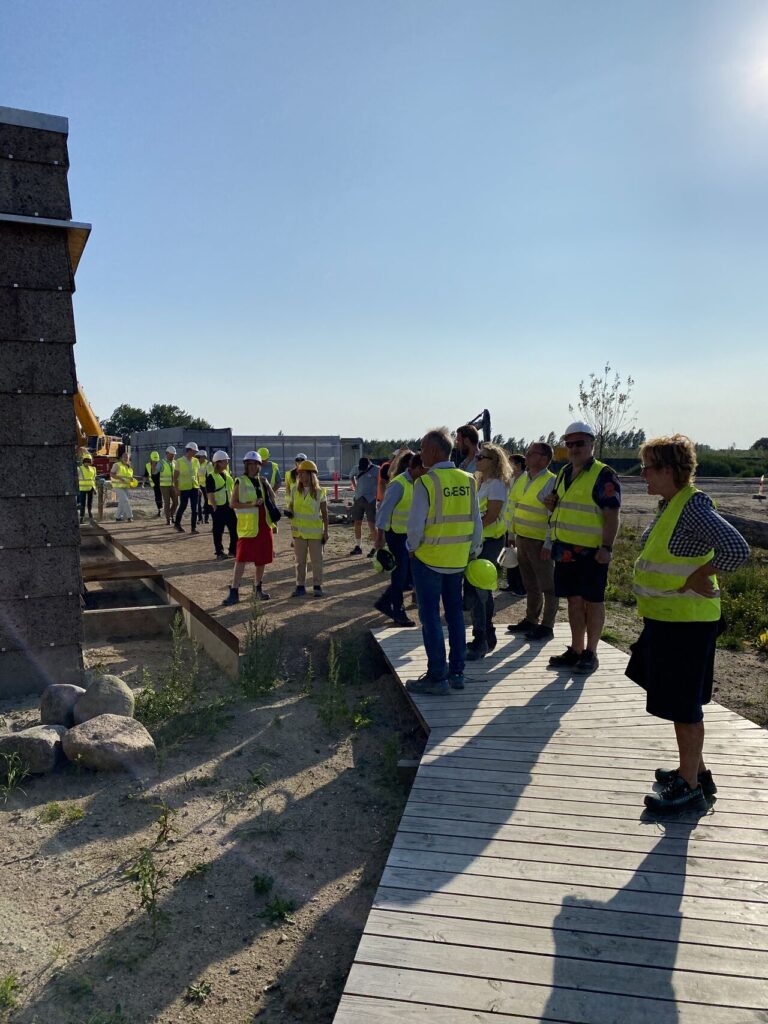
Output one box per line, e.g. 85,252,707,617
503,474,524,530
159,459,175,486
513,470,555,541
384,475,413,534
235,476,274,538
415,468,475,569
480,483,509,539
112,462,134,489
291,486,327,539
78,464,97,492
550,460,607,546
177,457,198,490
196,461,210,485
632,486,720,622
210,470,234,507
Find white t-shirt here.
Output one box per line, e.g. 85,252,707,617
478,478,508,506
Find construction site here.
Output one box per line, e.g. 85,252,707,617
2,101,768,1024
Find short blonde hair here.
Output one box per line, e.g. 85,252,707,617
640,434,697,488
476,443,512,487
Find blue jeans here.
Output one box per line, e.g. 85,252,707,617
411,557,466,680
383,530,411,613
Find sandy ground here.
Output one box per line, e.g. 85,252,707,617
1,478,766,1023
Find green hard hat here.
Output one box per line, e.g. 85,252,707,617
464,558,498,591
372,549,397,574
257,447,270,461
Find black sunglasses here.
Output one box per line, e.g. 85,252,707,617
565,440,588,449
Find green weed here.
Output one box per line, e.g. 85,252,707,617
40,802,85,825
134,614,200,726
240,595,283,697
315,637,351,729
185,980,212,1005
351,697,373,731
152,800,177,845
0,973,19,1011
124,848,167,942
262,895,295,923
381,734,402,783
252,873,274,895
0,752,28,803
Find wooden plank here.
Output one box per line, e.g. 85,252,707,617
374,886,768,952
355,932,768,1009
335,994,534,1024
392,829,768,883
342,963,767,1024
81,559,162,582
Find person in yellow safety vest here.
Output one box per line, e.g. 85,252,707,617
110,447,135,522
286,459,329,597
404,428,483,696
258,447,282,492
195,450,212,525
206,450,237,560
464,444,512,660
77,453,97,523
543,421,621,676
144,450,163,516
173,442,201,533
625,434,749,815
372,450,423,626
500,453,527,595
222,451,278,605
504,442,559,642
159,446,178,525
284,452,308,502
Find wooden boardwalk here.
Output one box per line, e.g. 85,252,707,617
334,624,768,1023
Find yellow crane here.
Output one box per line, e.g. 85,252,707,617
74,384,123,474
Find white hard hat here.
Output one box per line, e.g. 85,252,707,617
198,449,208,457
185,441,199,452
295,451,308,461
212,450,229,462
243,450,263,463
563,421,595,439
166,445,176,455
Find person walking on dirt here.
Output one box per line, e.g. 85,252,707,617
286,459,329,597
174,442,201,534
159,445,178,525
349,456,379,556
373,450,419,627
196,450,212,525
110,446,135,522
207,450,238,560
143,451,163,516
77,453,97,523
626,434,749,815
223,451,278,605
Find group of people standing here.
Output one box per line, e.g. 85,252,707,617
370,422,749,816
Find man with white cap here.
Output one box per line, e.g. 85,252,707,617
173,441,201,533
206,450,237,559
543,421,621,674
159,445,178,525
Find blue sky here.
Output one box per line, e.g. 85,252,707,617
3,1,766,447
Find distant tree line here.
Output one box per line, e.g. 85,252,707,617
102,403,212,437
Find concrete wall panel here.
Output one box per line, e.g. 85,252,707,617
0,446,77,496
1,545,81,599
0,341,76,394
0,124,69,166
0,645,84,697
0,225,72,289
0,161,72,219
0,594,83,650
0,394,77,446
0,289,76,342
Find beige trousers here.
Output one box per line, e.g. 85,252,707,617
161,485,178,522
294,537,323,586
515,534,559,628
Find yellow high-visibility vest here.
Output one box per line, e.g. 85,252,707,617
209,470,234,507
633,485,720,622
159,459,175,486
234,476,275,538
78,464,97,492
513,470,555,541
290,486,327,540
503,474,523,531
176,457,199,491
112,462,134,489
479,482,509,539
196,460,210,485
550,460,607,547
383,474,414,534
415,468,476,569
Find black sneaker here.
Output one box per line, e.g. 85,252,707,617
366,548,376,558
548,646,581,668
374,596,395,618
174,524,184,533
313,586,324,598
215,552,227,560
572,650,599,675
349,545,363,556
256,587,271,601
655,767,717,799
466,641,489,661
507,619,535,634
393,613,415,627
644,776,708,815
291,585,307,597
526,624,554,641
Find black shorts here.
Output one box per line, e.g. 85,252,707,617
625,618,722,723
351,496,376,523
553,550,609,602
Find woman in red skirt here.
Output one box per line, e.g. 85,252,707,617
223,451,278,605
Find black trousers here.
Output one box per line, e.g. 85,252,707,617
212,505,237,554
381,530,411,613
151,476,162,510
175,488,199,529
78,490,94,520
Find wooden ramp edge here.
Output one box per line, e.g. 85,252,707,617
334,623,768,1024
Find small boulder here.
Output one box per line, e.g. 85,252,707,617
62,714,156,772
73,675,134,725
40,683,87,728
0,724,66,775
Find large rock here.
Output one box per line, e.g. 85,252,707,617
0,724,66,775
40,683,86,727
73,675,134,724
62,714,156,772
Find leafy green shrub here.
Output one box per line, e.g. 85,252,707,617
135,614,200,725
240,595,283,697
719,555,768,649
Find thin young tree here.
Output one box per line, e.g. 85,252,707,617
569,363,635,458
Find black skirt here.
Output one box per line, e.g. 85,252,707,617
625,617,723,724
